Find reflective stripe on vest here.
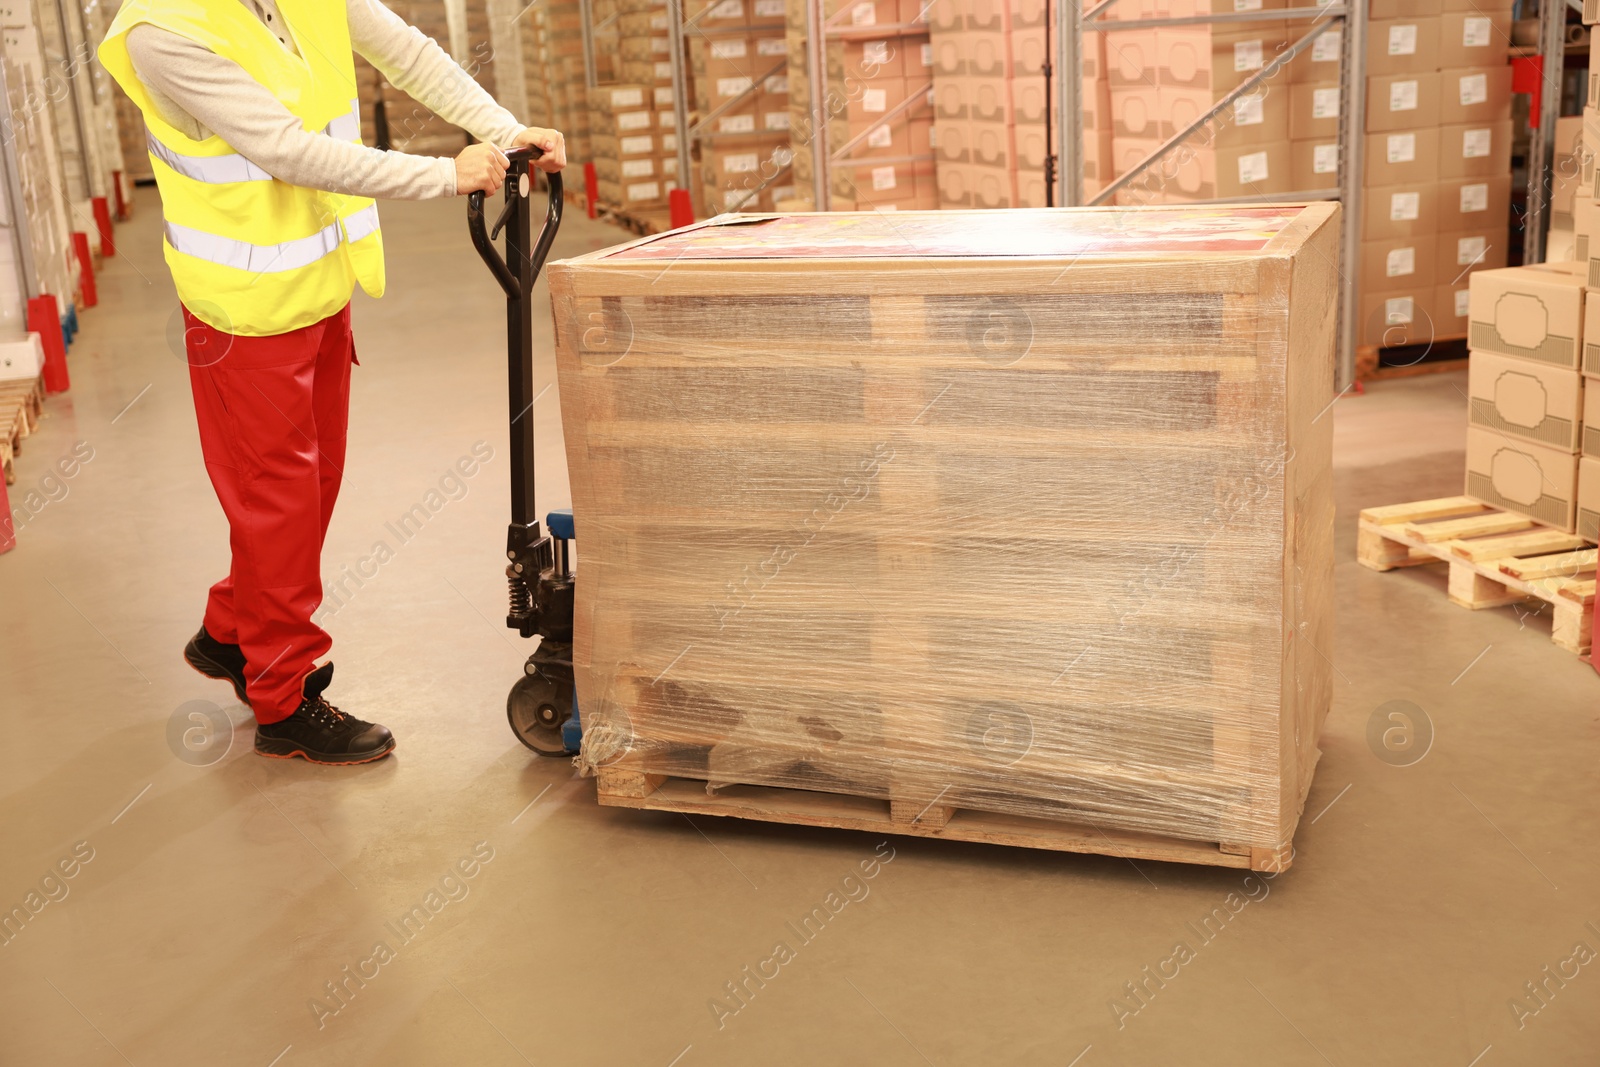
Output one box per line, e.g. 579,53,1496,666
164,201,381,273
147,100,363,185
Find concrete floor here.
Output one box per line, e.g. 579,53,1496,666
2,190,1597,1067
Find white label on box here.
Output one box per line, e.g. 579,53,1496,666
1455,289,1470,317
755,0,784,15
920,42,933,67
1388,24,1417,55
1313,143,1339,173
711,39,748,59
1386,247,1416,277
1463,16,1491,46
1385,296,1415,325
1234,92,1264,126
650,12,667,28
764,110,790,130
1234,40,1263,72
1312,26,1341,61
621,134,654,153
1387,132,1416,164
652,36,670,54
655,61,674,78
724,152,760,173
663,133,678,152
1390,80,1419,112
611,88,644,108
757,37,786,55
863,87,888,112
627,180,660,201
863,40,892,66
718,114,755,134
1312,87,1340,119
654,87,673,106
718,76,755,98
764,74,789,94
852,1,877,25
867,125,893,148
710,0,743,18
621,158,654,178
1238,150,1269,184
772,183,795,201
1463,127,1492,158
1235,0,1262,8
1459,73,1488,106
1457,235,1487,265
659,109,677,128
1460,182,1488,212
617,110,652,130
1390,191,1420,220
872,164,897,190
720,190,746,210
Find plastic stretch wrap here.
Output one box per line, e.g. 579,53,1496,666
551,205,1338,858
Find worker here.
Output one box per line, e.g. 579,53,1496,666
97,0,565,765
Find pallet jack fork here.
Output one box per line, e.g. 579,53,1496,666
468,145,579,757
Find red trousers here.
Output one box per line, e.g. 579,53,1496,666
184,304,354,723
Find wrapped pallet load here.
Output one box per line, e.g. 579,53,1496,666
547,203,1339,872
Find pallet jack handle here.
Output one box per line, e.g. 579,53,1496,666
467,144,563,300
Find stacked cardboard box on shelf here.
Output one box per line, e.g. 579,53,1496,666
1352,0,1513,349
786,0,935,210
690,0,794,214
930,0,1072,209
522,0,593,164
592,84,673,211
378,0,471,155
613,0,686,205
1108,5,1291,205
1465,264,1588,535
1547,114,1584,262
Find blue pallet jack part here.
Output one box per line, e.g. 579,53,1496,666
468,146,578,758
66,304,78,340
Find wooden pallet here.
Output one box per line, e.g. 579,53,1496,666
0,376,41,485
595,768,1294,872
1355,336,1467,382
1358,496,1595,655
599,204,671,237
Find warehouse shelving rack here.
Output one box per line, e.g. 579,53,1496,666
1058,0,1365,389
1523,0,1577,265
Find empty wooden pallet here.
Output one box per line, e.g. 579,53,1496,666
1358,496,1594,656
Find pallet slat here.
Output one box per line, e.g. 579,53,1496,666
1402,512,1534,543
1500,549,1598,581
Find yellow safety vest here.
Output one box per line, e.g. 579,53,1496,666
99,0,385,337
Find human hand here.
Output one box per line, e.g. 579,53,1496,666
454,142,510,194
512,126,567,172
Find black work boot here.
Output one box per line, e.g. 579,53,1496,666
254,663,395,765
183,626,248,704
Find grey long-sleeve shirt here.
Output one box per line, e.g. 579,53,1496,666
124,0,526,200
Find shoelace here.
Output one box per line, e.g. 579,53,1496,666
307,697,349,728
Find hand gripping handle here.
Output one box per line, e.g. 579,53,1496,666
468,144,564,299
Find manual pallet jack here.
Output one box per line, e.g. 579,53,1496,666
468,145,579,757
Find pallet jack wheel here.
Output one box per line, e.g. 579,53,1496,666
507,669,574,757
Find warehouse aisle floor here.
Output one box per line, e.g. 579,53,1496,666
2,192,1596,1067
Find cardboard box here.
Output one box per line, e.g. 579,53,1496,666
1439,11,1510,68
1468,263,1587,369
1107,29,1158,86
1578,457,1600,541
0,335,42,381
1156,27,1289,93
1435,282,1470,336
1435,227,1508,283
1362,236,1437,292
1366,17,1441,77
1585,381,1600,456
1365,128,1440,186
1438,120,1512,179
1439,174,1510,233
1290,138,1340,190
1111,86,1161,139
1363,181,1439,239
1465,427,1580,532
1467,350,1585,452
1366,72,1440,132
1438,66,1513,125
1287,21,1343,84
1584,291,1600,379
1371,0,1441,16
1358,287,1435,347
1162,86,1288,145
1290,81,1343,141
